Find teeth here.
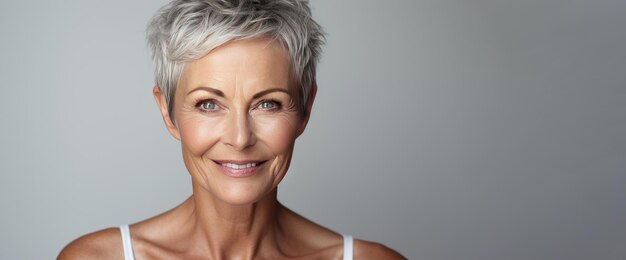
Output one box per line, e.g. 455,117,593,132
222,162,257,169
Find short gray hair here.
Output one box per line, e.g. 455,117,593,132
146,0,325,118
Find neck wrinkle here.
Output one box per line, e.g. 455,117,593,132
186,182,282,259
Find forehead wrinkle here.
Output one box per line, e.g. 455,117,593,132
184,39,292,102
235,44,288,100
184,68,232,98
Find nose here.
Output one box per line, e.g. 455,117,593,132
222,110,256,150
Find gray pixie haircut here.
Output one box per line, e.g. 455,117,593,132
146,0,325,118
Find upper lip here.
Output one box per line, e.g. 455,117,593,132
213,160,267,165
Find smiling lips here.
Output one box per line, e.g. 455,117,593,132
214,160,267,177
222,162,258,169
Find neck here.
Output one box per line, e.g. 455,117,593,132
177,182,284,259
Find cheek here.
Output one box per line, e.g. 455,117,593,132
178,115,222,155
254,114,301,179
254,114,301,154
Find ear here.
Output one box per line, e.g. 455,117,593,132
297,81,317,137
153,86,181,140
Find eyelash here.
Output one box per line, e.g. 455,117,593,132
195,99,221,112
194,99,283,112
257,99,282,111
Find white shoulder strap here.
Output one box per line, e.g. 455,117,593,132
119,225,135,260
342,234,354,260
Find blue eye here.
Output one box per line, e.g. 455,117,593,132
259,100,281,110
197,100,219,111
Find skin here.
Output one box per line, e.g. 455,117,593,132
58,38,405,260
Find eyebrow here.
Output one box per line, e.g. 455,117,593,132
187,86,291,99
187,86,225,97
252,88,292,99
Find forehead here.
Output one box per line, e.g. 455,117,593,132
178,38,293,95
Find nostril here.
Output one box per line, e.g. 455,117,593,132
223,114,256,149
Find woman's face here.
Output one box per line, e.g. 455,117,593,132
155,38,312,206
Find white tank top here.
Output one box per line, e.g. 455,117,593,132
120,225,354,260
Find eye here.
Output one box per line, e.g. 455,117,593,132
197,99,220,112
258,100,281,110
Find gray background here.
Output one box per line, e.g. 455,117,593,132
1,0,625,259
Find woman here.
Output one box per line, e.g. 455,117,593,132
59,0,404,259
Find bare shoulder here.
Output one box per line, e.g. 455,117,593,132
57,227,123,260
354,239,406,260
278,205,406,258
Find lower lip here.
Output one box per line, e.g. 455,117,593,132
216,163,263,178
